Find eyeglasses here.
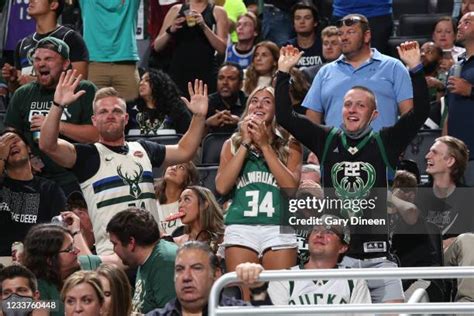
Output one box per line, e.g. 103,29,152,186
336,17,368,28
59,244,76,254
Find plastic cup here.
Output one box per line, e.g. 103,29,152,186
184,10,196,27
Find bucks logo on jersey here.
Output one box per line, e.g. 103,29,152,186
117,162,144,198
331,161,376,218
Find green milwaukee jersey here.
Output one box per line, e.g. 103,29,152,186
225,154,282,225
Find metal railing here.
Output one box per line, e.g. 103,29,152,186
400,288,430,316
209,266,474,315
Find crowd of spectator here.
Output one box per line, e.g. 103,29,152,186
0,0,474,315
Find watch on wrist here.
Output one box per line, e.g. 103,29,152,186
53,100,67,109
249,282,268,295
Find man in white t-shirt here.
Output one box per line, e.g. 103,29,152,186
237,214,371,310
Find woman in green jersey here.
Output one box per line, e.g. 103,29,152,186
216,86,302,291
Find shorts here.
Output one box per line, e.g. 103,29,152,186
222,224,298,257
340,256,405,303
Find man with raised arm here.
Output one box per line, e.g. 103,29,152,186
275,42,430,303
40,70,208,255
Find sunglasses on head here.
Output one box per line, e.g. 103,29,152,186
336,17,367,28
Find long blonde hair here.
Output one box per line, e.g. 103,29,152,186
230,86,290,164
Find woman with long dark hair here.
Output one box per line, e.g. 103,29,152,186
127,69,191,135
23,224,81,316
173,185,225,255
155,162,199,235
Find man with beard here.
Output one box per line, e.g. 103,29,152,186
0,130,65,259
39,74,208,255
4,37,97,196
445,11,474,186
206,62,246,133
303,14,413,131
275,42,429,303
1,0,88,93
420,42,445,100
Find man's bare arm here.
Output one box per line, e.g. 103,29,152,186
39,70,86,168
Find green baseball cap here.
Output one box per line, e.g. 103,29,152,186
34,36,70,60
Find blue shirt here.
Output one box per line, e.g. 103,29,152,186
447,55,474,159
333,0,392,18
302,48,413,131
78,0,139,62
225,44,254,69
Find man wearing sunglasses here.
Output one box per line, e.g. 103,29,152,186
302,14,414,133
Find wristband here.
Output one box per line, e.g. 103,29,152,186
166,26,175,35
53,100,67,110
249,282,268,295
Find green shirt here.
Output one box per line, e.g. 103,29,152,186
224,0,247,43
78,0,140,62
132,240,178,313
36,255,101,316
225,154,283,225
37,279,63,316
5,80,97,186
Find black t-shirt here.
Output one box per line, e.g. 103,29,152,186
287,37,324,68
415,184,472,238
71,140,166,183
125,101,191,135
14,25,89,72
206,91,247,133
0,176,66,256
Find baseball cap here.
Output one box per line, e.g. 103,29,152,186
314,214,351,244
34,37,70,60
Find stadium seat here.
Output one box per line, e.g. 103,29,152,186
403,129,442,176
317,0,333,21
393,0,430,20
436,0,454,14
387,36,431,59
398,14,446,37
201,133,232,165
197,165,219,197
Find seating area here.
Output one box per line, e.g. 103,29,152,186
389,0,455,58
